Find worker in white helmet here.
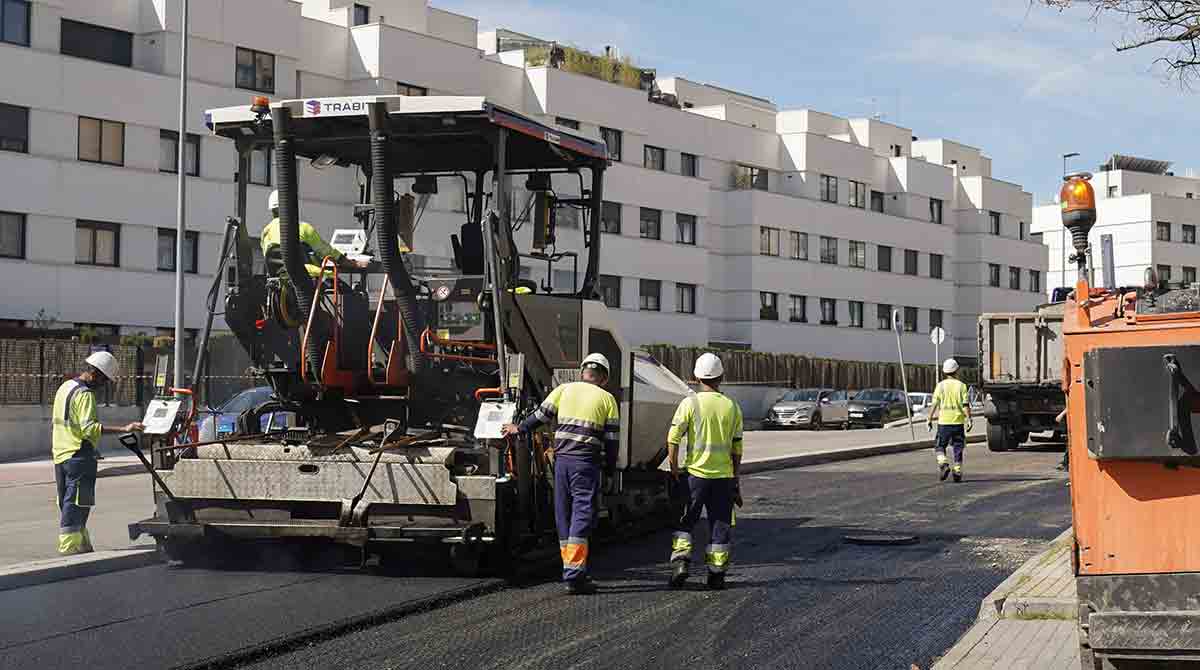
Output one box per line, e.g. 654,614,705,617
502,352,620,595
667,352,744,590
926,357,972,482
260,190,368,277
50,351,144,555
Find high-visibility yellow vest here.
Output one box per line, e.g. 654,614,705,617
668,391,744,479
51,379,101,464
260,218,343,278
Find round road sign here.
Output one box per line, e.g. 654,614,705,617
930,326,946,345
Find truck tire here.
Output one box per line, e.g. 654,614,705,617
987,423,1010,452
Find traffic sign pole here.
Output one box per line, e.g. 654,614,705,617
893,309,915,441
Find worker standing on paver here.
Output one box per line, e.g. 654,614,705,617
51,352,144,555
667,352,744,590
260,190,366,277
502,353,619,595
926,357,972,483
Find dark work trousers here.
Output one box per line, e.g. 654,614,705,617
55,448,98,554
553,454,600,582
935,424,966,467
670,475,735,574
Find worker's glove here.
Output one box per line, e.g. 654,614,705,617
603,467,617,495
732,479,743,508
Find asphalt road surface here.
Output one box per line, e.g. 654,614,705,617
0,445,1069,670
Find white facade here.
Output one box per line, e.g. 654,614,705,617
0,0,1046,364
1032,168,1200,294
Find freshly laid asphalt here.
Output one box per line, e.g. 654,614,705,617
0,441,1069,670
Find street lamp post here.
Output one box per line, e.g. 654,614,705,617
173,0,190,395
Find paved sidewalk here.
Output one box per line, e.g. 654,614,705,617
934,529,1078,669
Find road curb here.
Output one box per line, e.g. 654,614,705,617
976,528,1074,623
741,433,985,475
0,547,160,592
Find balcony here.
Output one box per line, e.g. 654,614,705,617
524,44,647,90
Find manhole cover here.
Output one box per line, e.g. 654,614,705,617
842,533,919,546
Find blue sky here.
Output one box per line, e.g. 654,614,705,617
439,0,1194,203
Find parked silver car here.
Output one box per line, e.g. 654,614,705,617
763,388,849,430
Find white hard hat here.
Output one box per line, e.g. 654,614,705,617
268,190,279,212
694,352,724,380
942,358,960,374
85,351,119,381
581,353,610,374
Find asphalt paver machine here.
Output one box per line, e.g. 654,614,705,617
1059,173,1200,668
129,95,689,572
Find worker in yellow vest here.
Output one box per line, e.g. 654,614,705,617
926,357,972,483
260,190,368,277
51,351,144,555
667,352,744,590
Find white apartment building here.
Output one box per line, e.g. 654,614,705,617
1033,156,1200,294
0,0,1046,364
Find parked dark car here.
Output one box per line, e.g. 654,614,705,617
197,386,293,441
846,388,909,428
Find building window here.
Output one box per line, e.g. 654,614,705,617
877,245,892,272
1184,224,1196,244
790,231,808,260
1,0,30,47
849,301,863,328
352,3,370,25
1108,185,1118,198
760,226,781,256
989,263,1001,287
397,82,427,96
989,211,1001,235
877,304,892,330
819,298,837,325
870,190,884,213
159,130,200,176
820,236,837,264
904,306,918,332
157,229,199,274
676,213,696,245
930,309,944,330
600,127,622,162
904,249,918,276
1009,266,1021,290
600,201,621,234
1158,265,1172,283
819,174,838,203
930,198,943,224
250,146,272,186
639,279,661,311
760,292,779,321
681,152,698,178
78,117,124,166
789,295,806,323
598,274,621,308
848,180,867,209
555,116,580,130
848,240,866,268
75,220,120,267
676,283,696,314
1029,269,1041,293
0,102,28,153
1185,266,1197,285
930,253,943,279
1157,221,1172,242
734,164,768,190
61,19,132,67
236,47,276,93
643,145,665,171
0,211,25,259
1019,221,1028,241
639,208,661,240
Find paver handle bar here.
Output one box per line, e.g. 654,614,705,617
119,432,181,502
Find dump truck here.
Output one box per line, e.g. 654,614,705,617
1058,172,1200,668
977,303,1066,451
127,95,690,573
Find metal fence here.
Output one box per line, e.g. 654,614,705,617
0,333,261,409
644,345,979,394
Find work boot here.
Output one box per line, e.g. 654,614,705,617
952,465,963,483
939,463,950,481
706,572,726,590
669,561,689,589
566,577,597,595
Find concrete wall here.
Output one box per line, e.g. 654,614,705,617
0,405,144,463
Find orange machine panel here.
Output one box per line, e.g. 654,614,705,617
1065,282,1200,575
